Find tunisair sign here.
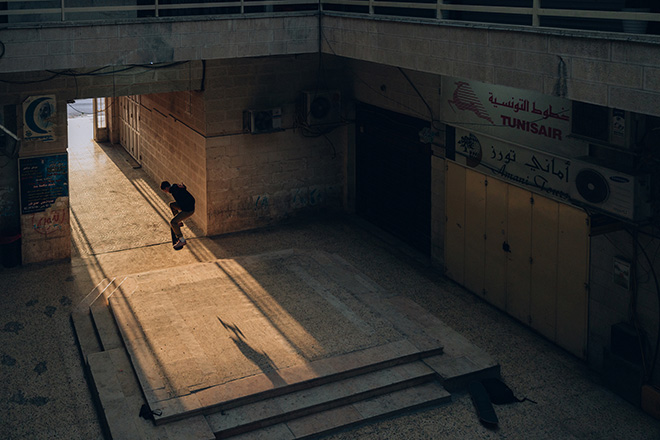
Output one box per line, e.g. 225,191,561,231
441,77,582,158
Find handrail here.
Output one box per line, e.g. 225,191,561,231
321,0,660,35
0,0,658,36
0,0,318,23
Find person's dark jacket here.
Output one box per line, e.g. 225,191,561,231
170,184,195,212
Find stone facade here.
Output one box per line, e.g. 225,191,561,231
131,55,348,237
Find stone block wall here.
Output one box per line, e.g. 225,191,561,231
202,55,347,235
205,127,346,235
135,55,349,237
322,16,660,118
139,92,208,233
20,196,71,263
0,61,204,105
0,16,318,75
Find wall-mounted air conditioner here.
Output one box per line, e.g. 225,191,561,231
302,90,341,126
569,157,653,222
244,108,282,134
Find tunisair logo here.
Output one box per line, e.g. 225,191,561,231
447,81,494,125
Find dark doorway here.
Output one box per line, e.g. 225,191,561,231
355,103,431,255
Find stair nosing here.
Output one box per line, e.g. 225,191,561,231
70,310,103,365
289,382,451,440
207,362,439,437
89,295,124,352
151,346,445,425
215,376,438,438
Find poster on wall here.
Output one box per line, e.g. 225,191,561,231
451,128,573,202
23,95,56,142
19,154,68,214
441,77,586,158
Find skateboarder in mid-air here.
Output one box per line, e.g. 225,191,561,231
161,181,195,250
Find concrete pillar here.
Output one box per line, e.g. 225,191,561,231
18,95,71,264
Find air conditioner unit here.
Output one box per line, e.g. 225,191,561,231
302,90,341,126
244,108,282,134
569,157,653,222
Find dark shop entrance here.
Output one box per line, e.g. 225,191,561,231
355,103,431,255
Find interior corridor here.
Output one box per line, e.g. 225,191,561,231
68,108,203,258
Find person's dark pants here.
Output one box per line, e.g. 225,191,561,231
169,202,193,238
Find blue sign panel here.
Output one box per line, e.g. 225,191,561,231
19,154,68,214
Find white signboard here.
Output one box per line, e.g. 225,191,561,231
453,128,573,202
23,95,56,142
442,77,585,157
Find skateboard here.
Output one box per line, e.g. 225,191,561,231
469,380,498,427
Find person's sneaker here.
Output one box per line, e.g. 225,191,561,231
173,238,186,250
178,222,184,227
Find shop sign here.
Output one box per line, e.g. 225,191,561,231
441,77,582,157
452,128,573,201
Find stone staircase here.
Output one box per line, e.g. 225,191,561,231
72,277,216,439
206,362,449,439
71,253,500,440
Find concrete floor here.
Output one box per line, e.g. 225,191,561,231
1,112,660,439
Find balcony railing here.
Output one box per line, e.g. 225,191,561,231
1,0,658,36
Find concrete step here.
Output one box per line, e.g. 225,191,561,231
89,277,127,351
144,343,446,425
221,381,451,440
87,347,215,440
71,278,111,366
75,278,114,313
206,360,441,438
71,278,128,365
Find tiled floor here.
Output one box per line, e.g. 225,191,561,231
68,116,203,256
1,113,659,439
